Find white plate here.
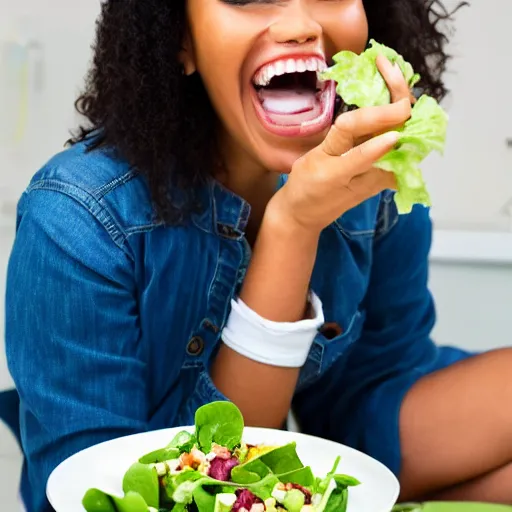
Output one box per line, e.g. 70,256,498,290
47,426,400,512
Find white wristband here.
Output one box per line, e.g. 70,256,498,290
221,292,324,368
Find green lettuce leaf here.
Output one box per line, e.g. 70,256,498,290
321,39,420,108
374,94,448,213
321,40,449,215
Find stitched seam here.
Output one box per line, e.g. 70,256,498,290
332,220,375,238
125,222,165,236
27,178,129,250
94,168,138,199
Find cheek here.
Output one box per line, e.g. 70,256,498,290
322,2,369,56
189,8,257,85
189,14,257,115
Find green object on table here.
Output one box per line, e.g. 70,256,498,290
393,503,512,512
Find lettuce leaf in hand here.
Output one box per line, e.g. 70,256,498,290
321,40,448,214
375,94,448,213
321,39,420,108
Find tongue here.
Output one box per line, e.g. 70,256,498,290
258,88,317,114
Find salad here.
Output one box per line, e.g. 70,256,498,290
321,39,449,215
82,402,360,512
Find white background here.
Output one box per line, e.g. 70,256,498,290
0,0,511,509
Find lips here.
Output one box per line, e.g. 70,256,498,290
250,54,335,137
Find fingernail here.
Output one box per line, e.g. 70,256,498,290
383,131,400,144
393,62,404,77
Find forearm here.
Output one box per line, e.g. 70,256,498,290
240,203,320,322
211,205,320,428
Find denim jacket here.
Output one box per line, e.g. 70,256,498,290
5,139,458,511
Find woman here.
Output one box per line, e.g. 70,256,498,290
6,1,512,511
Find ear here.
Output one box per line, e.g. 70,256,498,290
179,29,197,76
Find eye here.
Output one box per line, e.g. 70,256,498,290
220,0,274,5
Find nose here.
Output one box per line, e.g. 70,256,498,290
268,1,322,46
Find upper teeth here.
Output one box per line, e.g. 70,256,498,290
253,57,327,87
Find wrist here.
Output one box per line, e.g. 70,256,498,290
263,195,322,245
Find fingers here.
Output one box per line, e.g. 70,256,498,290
313,130,399,189
321,100,410,157
341,130,400,178
349,167,397,197
376,55,411,103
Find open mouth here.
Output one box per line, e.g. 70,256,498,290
250,56,336,137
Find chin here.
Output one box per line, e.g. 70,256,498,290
259,152,303,175
257,126,331,175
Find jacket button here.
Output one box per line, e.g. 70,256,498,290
203,319,219,333
218,224,238,239
187,336,205,356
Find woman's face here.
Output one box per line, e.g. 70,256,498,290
184,0,368,174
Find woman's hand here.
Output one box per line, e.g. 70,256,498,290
268,56,412,234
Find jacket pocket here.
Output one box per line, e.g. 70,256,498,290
296,310,366,391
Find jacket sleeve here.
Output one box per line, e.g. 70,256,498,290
6,185,149,512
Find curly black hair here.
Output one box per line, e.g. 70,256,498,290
71,0,466,224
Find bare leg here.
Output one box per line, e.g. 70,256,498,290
426,462,512,504
397,348,512,503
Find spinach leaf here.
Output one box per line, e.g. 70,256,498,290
81,488,149,512
139,431,195,466
231,443,303,484
315,456,341,494
138,447,180,465
245,473,280,501
194,401,244,453
164,469,206,502
168,469,279,505
323,486,348,512
193,486,218,512
314,462,360,512
82,488,116,512
258,443,304,475
277,466,315,487
231,458,270,484
122,462,160,508
332,474,361,488
111,491,150,512
169,430,197,453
